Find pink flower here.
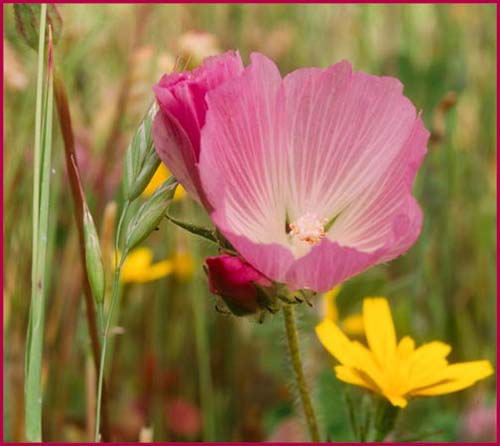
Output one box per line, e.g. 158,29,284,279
165,398,202,439
153,51,243,206
462,400,496,441
154,53,429,292
206,254,272,315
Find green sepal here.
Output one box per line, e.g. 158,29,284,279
166,212,218,244
372,396,400,441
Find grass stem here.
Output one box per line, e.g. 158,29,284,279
53,70,111,441
94,200,129,441
25,6,49,440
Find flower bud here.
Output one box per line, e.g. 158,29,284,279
205,254,272,316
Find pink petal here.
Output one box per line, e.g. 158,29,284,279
152,111,203,202
200,53,287,243
217,229,384,292
328,115,428,255
152,51,243,204
199,53,428,291
282,66,424,243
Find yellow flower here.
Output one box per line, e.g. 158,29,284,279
143,163,186,201
119,247,195,284
120,247,174,283
316,297,494,408
322,286,364,336
172,249,194,282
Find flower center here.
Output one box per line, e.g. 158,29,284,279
289,212,327,246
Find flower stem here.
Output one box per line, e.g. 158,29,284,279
282,304,320,442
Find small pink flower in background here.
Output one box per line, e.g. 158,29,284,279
206,254,272,315
267,416,307,442
166,398,202,439
153,51,243,206
154,52,428,292
461,398,496,441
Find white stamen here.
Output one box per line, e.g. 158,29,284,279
289,212,326,246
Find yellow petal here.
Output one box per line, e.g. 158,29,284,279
124,247,153,267
173,184,186,201
391,336,417,395
407,341,451,390
315,319,357,366
334,365,377,392
173,251,194,281
342,313,364,335
410,360,494,396
362,298,397,366
397,336,415,360
322,285,341,322
350,341,387,392
324,285,342,302
121,248,154,282
385,394,408,408
143,260,174,281
143,164,169,197
120,248,174,283
411,341,451,363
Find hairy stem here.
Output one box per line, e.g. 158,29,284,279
282,304,320,442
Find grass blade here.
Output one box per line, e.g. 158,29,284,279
25,5,52,441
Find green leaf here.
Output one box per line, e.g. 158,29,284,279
394,429,443,442
26,6,54,440
316,368,354,442
124,177,177,254
14,4,62,51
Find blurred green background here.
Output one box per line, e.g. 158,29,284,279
3,3,496,442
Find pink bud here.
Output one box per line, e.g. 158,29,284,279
205,254,272,316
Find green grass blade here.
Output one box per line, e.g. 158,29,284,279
25,5,55,441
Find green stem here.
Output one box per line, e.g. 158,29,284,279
282,304,320,442
94,201,129,441
97,303,105,337
114,201,130,257
95,261,122,442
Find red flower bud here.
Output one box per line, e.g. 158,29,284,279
205,254,272,316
